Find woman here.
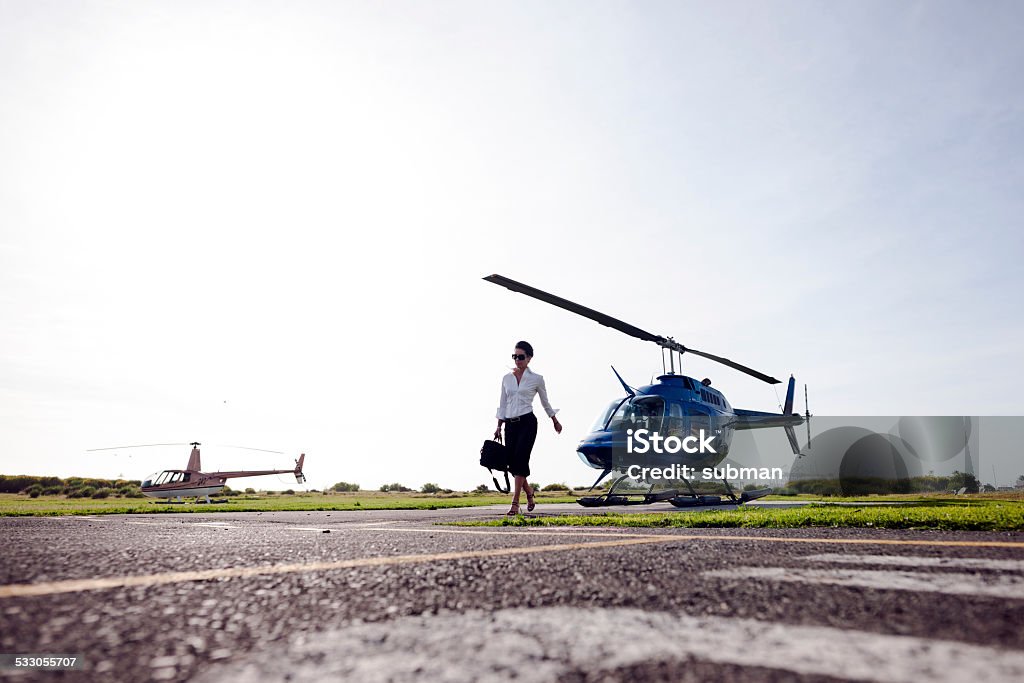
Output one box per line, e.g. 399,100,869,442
495,340,562,515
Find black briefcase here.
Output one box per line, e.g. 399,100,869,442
480,437,510,494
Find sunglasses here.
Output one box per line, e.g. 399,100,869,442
512,354,528,361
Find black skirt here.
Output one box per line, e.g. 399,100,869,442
504,412,538,477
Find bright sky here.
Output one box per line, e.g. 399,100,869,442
2,1,1023,490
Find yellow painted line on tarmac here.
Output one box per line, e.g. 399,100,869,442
353,526,664,538
0,536,681,599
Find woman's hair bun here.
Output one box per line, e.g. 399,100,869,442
515,341,534,358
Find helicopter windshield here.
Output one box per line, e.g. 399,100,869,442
591,398,628,431
142,473,159,488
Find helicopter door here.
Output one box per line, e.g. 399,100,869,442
666,401,686,439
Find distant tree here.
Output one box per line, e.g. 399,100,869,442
948,471,980,494
380,483,411,492
332,481,360,492
421,483,441,494
473,484,490,494
542,483,569,492
244,488,256,494
1016,475,1024,490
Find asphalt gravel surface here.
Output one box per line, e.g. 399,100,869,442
2,504,1023,682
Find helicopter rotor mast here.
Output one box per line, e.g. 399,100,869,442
483,274,781,385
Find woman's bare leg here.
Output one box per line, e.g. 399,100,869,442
512,475,525,505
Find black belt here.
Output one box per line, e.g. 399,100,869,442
506,412,535,423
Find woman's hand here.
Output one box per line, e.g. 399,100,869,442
552,417,562,434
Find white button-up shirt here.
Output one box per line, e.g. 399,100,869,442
496,367,559,420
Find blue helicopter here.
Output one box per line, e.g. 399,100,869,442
485,274,806,508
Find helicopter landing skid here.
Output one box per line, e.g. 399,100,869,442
668,486,773,508
577,489,679,507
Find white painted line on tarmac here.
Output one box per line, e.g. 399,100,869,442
704,567,1024,600
356,526,1024,549
193,606,1024,683
0,535,682,599
190,522,239,529
804,553,1024,572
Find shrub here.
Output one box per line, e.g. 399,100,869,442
27,484,43,498
542,483,569,491
473,484,490,494
42,486,63,496
245,488,255,494
283,489,295,495
68,486,94,498
380,483,412,492
420,483,441,494
332,481,360,492
91,488,112,499
0,475,62,494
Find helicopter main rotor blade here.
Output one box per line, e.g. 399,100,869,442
484,273,782,385
682,347,781,385
86,443,187,451
214,444,285,454
483,274,663,343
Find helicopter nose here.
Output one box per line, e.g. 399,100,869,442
577,433,613,469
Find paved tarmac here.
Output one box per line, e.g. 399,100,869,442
1,504,1023,682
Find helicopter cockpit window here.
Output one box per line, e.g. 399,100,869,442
142,473,158,488
631,397,665,432
608,397,665,433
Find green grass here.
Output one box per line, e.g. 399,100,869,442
0,491,577,517
453,499,1024,532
